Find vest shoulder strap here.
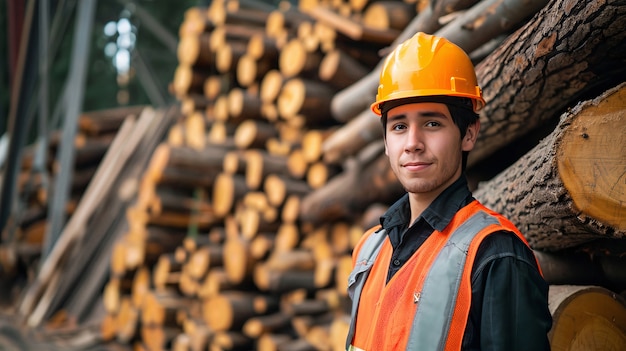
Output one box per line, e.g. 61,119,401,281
345,225,386,349
352,225,385,271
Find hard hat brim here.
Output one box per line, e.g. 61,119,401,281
371,90,486,115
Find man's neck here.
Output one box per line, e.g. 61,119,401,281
406,174,467,226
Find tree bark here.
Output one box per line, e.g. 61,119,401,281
474,83,626,251
471,0,626,166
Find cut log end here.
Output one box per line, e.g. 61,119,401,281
203,295,233,331
549,285,626,350
279,39,307,78
212,173,235,217
557,84,626,231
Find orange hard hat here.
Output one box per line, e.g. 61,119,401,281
371,32,485,115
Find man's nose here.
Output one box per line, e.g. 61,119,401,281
405,126,424,152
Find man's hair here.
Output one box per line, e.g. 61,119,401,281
380,96,479,170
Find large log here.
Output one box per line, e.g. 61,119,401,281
474,83,626,250
210,5,270,28
535,248,626,292
242,312,292,338
471,0,626,167
548,285,626,350
208,23,260,53
233,119,278,150
212,173,250,217
435,0,549,55
215,41,248,74
260,69,285,104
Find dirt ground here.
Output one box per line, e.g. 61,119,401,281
0,313,129,351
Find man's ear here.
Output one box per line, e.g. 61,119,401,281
462,120,480,152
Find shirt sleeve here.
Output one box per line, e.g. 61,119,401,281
464,231,553,351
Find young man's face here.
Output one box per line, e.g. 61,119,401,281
384,102,478,199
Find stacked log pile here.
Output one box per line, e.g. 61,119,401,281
98,0,626,350
7,0,625,350
96,2,376,348
13,106,178,332
0,105,145,302
12,106,144,241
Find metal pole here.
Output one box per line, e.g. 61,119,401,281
34,0,51,207
0,0,37,237
132,48,168,107
42,0,97,259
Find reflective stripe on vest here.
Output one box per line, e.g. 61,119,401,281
406,210,498,350
346,209,501,350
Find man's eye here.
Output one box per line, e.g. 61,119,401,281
425,121,441,127
392,124,406,131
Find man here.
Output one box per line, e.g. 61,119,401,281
345,32,552,350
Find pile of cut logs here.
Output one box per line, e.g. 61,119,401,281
0,105,144,294
5,0,626,350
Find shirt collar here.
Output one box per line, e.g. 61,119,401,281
380,176,474,232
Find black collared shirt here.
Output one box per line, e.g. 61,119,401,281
379,176,552,350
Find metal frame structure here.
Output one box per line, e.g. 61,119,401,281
0,0,179,258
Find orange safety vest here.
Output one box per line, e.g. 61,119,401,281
346,200,536,351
